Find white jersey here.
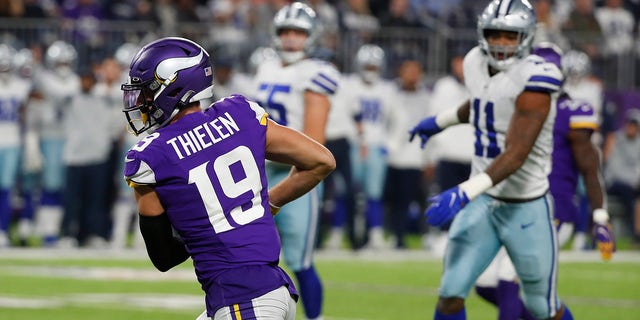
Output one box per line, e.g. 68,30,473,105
463,46,562,199
35,69,81,139
93,80,128,141
213,72,254,101
563,78,603,125
0,75,31,148
252,58,340,132
426,75,474,164
339,74,396,147
386,82,432,169
63,90,112,165
325,74,358,141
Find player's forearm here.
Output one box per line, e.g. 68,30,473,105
484,149,527,185
486,92,549,185
139,213,189,272
577,146,605,211
303,92,330,144
269,161,335,207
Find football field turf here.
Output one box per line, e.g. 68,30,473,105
0,249,638,319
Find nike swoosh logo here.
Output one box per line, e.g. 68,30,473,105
124,156,135,163
520,222,535,229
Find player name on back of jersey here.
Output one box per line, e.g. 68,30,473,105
166,111,240,159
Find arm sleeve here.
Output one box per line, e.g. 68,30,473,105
303,61,340,95
139,213,190,272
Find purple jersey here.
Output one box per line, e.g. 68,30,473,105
549,93,598,223
123,95,296,315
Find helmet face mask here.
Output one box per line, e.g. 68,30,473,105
122,81,163,136
477,0,536,71
120,37,214,136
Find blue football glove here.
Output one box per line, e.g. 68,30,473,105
425,186,470,227
593,223,615,261
409,116,442,149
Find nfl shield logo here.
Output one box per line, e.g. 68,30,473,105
204,67,212,76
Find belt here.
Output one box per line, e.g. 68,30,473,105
488,193,545,203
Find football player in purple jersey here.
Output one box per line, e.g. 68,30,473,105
120,37,335,320
471,42,615,320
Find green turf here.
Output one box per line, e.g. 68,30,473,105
0,252,638,319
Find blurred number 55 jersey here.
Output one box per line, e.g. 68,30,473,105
123,95,296,313
252,58,339,131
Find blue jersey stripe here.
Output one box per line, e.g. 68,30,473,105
528,75,562,86
524,85,557,93
318,72,338,87
312,73,338,91
311,79,336,94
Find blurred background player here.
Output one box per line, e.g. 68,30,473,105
121,36,335,320
473,42,614,320
560,49,605,249
603,108,640,246
0,44,32,247
344,43,396,250
251,3,340,319
210,48,253,101
322,54,359,250
384,58,431,249
409,0,574,319
59,70,112,248
107,42,145,249
32,40,80,246
14,47,42,246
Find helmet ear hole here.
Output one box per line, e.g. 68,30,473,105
167,87,182,98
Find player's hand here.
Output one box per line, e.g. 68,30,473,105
424,186,469,226
592,209,615,261
408,116,441,149
593,223,615,261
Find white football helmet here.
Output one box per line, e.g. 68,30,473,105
45,40,77,68
355,44,385,83
562,50,591,80
477,0,536,71
0,44,16,73
45,40,77,78
271,2,319,64
114,42,141,68
248,46,278,74
13,48,34,78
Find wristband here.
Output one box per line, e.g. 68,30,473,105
459,172,493,201
593,208,609,225
269,202,281,216
435,108,461,129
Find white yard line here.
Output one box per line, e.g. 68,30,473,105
2,248,640,262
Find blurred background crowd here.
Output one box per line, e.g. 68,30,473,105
0,0,639,252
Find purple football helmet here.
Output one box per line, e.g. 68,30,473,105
532,41,563,70
121,37,214,135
